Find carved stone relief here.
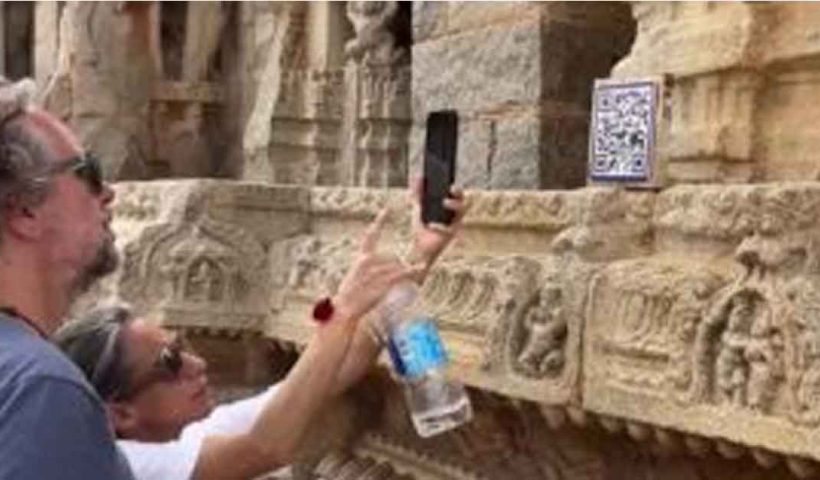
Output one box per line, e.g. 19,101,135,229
345,2,405,67
241,3,306,181
512,284,568,379
586,259,728,397
689,286,785,414
52,2,160,179
86,181,314,337
588,184,820,466
256,1,411,188
120,215,268,331
87,179,820,477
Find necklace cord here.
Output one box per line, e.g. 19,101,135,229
0,306,48,339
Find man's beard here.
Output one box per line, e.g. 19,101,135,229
74,234,119,294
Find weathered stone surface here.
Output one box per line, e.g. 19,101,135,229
90,177,820,477
585,183,820,466
40,1,820,478
454,117,492,188
611,2,820,184
412,21,542,116
490,114,541,189
33,2,59,88
411,1,448,43
81,180,310,332
64,2,158,179
412,3,632,190
543,113,590,189
446,2,544,37
241,5,295,181
614,3,757,78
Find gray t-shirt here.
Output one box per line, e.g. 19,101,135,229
0,314,135,480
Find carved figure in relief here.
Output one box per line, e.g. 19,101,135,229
745,310,783,410
185,258,224,302
695,289,782,411
715,295,753,406
161,252,188,302
667,282,712,393
516,286,568,377
287,238,353,294
345,1,402,66
789,283,820,424
796,332,820,422
288,238,321,289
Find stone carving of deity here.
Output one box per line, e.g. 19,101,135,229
516,286,568,377
712,291,781,411
345,1,402,66
185,257,224,302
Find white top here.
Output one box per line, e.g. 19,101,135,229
118,384,289,480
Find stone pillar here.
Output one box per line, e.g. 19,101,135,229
240,2,305,182
59,1,160,180
34,2,60,88
411,2,633,190
306,2,348,69
613,2,820,184
337,2,411,188
182,2,223,82
612,2,762,184
754,3,820,182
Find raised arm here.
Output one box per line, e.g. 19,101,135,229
330,181,469,395
192,210,422,480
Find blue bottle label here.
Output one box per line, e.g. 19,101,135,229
387,315,449,378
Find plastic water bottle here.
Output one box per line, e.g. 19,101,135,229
379,282,473,437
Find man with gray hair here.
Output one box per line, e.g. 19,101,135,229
0,77,133,479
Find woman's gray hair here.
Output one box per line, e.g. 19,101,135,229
54,304,135,401
0,76,52,240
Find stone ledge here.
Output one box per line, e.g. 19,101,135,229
94,180,820,471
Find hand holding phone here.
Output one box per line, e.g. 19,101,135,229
421,110,458,225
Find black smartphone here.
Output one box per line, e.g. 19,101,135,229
422,110,458,225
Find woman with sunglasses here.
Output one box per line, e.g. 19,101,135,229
56,189,468,480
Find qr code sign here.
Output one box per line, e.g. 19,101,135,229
589,80,658,183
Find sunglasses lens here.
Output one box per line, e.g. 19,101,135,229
75,154,104,194
160,345,184,377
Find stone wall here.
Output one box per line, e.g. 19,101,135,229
93,179,820,479
411,2,633,189
614,2,820,185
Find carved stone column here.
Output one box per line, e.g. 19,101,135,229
613,2,820,183
44,2,160,180
34,2,60,88
239,2,303,182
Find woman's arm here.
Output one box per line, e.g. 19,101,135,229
191,314,356,480
191,211,421,480
329,184,469,395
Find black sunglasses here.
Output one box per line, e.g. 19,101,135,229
114,335,189,401
52,152,105,195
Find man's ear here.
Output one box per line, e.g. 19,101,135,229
2,200,45,240
106,401,138,437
